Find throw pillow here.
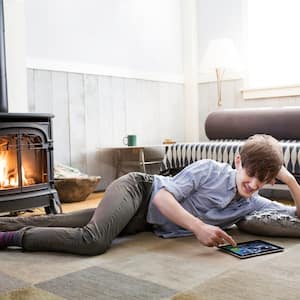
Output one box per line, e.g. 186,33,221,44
236,210,300,237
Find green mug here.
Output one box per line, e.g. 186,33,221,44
123,134,137,146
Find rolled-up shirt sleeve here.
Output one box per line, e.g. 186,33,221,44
147,160,214,225
253,194,297,216
159,160,214,202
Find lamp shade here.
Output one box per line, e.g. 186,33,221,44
200,38,241,72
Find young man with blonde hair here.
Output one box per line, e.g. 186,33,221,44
0,134,299,255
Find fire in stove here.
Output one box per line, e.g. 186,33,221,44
0,159,16,188
0,115,61,214
0,137,16,188
0,158,35,188
0,134,46,190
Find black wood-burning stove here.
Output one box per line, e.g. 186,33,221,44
0,114,61,214
0,1,61,214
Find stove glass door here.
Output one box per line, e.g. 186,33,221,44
0,135,18,190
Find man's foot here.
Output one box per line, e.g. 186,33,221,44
0,231,17,249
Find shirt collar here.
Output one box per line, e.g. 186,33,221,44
219,169,238,208
228,168,237,192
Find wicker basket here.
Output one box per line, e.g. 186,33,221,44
54,176,101,203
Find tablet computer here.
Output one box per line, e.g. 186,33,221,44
218,240,284,259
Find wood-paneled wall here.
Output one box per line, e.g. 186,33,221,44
27,69,185,189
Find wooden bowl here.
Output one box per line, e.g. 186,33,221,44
54,176,101,203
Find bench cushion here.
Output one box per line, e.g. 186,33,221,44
205,107,300,140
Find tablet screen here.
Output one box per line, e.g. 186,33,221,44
218,240,284,259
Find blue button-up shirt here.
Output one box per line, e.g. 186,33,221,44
147,159,295,238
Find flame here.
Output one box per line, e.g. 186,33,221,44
0,154,35,189
0,155,18,188
21,166,28,185
0,159,18,188
0,153,17,188
0,158,7,186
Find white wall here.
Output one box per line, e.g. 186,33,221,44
23,0,300,187
197,0,245,68
195,0,246,140
3,0,28,112
25,0,183,79
24,0,248,145
27,69,184,189
181,0,199,142
23,0,185,189
196,0,300,140
24,0,296,144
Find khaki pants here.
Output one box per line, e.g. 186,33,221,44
0,173,154,256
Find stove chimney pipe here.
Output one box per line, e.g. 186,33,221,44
0,0,8,113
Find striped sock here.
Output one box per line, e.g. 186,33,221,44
0,231,21,249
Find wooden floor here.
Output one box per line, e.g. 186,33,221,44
61,192,103,213
15,192,104,217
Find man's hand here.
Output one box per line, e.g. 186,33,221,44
191,220,236,247
276,166,300,217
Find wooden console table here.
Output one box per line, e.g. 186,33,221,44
107,146,163,178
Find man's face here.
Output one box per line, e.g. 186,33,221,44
235,154,271,198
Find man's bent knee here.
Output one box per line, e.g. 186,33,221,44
76,239,111,256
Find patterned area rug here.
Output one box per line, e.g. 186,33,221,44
1,229,299,300
0,287,64,300
0,266,177,300
37,266,177,299
172,244,300,300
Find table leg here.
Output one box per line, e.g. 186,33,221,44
139,148,146,173
115,149,121,178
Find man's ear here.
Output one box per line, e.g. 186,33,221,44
235,153,242,169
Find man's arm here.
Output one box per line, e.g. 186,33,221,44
152,188,236,247
276,166,300,217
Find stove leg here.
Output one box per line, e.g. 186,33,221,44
45,191,62,214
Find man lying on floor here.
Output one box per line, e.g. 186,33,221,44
0,134,299,255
